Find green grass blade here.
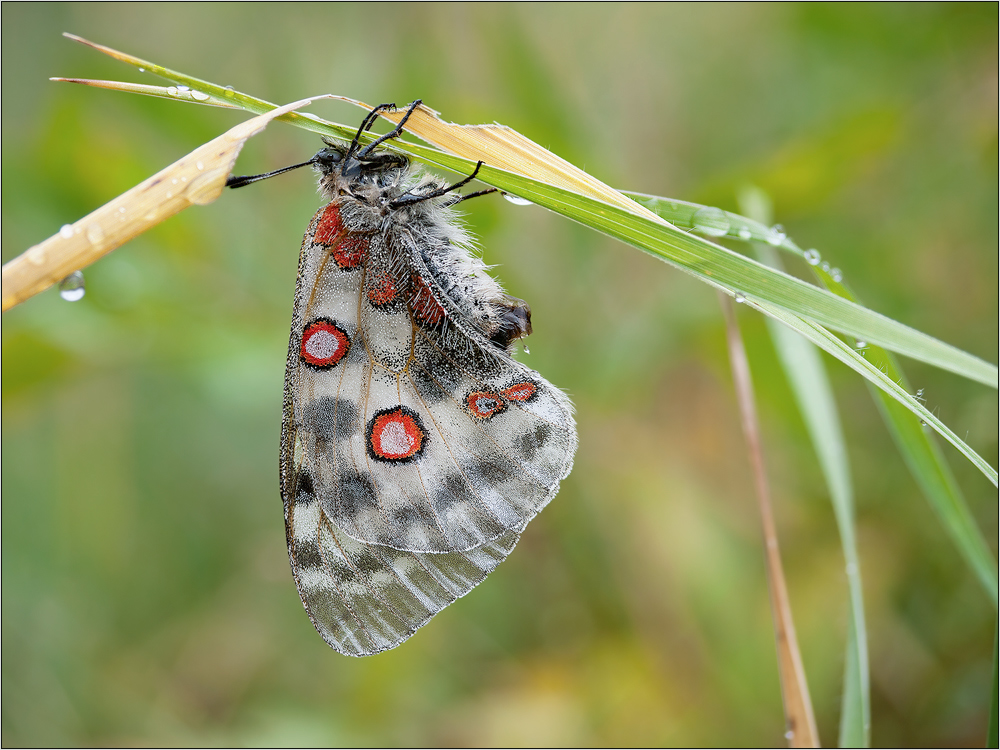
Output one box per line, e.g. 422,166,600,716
752,302,997,487
739,189,870,747
657,192,999,601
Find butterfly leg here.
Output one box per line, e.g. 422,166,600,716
390,161,498,208
355,99,424,159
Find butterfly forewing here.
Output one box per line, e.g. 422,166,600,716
279,129,576,655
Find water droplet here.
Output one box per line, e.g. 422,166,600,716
58,271,85,301
916,388,925,401
165,191,173,199
224,85,235,90
767,224,786,246
86,223,105,247
804,249,821,265
166,86,179,97
692,206,730,237
223,85,236,97
27,246,47,265
734,292,746,303
855,340,866,349
176,85,190,93
502,193,532,206
118,206,126,214
831,267,843,282
920,419,928,428
821,261,831,273
59,224,74,239
138,67,146,73
737,226,752,241
171,178,179,185
522,344,530,354
196,161,205,171
190,89,210,102
785,730,794,740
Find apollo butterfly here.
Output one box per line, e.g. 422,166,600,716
231,101,577,656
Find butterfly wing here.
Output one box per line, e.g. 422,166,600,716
280,198,576,653
283,461,519,656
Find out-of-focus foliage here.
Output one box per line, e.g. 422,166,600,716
2,4,996,746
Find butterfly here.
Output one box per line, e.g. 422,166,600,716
231,101,577,656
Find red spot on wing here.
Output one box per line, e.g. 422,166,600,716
300,319,350,369
313,202,369,269
313,203,342,245
409,274,446,326
366,269,398,305
467,391,506,419
501,382,536,402
333,235,369,269
367,407,426,462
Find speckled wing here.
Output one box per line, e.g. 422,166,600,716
280,198,576,653
283,202,576,556
285,463,519,656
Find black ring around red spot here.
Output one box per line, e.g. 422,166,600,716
366,406,427,463
300,318,350,369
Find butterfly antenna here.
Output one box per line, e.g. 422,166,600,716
356,99,423,159
390,161,498,208
226,156,320,189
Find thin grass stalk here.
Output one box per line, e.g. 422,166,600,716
720,292,820,748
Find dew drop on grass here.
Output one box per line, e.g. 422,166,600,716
58,271,86,301
803,249,821,265
767,224,786,246
166,86,179,97
734,291,746,303
821,261,831,273
59,224,74,239
502,193,532,206
692,206,730,237
86,223,105,248
831,267,843,282
176,85,190,93
855,340,866,348
737,226,752,241
191,90,210,102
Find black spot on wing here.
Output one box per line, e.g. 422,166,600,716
408,363,450,404
295,470,315,505
392,505,433,530
517,424,553,462
301,398,360,442
338,472,377,516
464,458,510,487
293,540,324,571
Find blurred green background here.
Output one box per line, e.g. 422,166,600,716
2,3,997,747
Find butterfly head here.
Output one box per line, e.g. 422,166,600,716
312,140,410,200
